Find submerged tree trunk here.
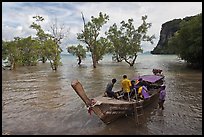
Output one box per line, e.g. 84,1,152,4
116,56,123,62
124,54,137,67
78,56,82,65
92,54,97,68
42,56,46,63
112,54,123,62
10,61,15,70
49,60,57,71
10,57,16,70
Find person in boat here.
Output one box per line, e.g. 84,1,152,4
130,80,136,92
105,78,118,98
129,80,138,98
121,75,132,100
135,77,150,90
138,85,150,100
158,85,166,110
135,78,145,91
134,78,150,99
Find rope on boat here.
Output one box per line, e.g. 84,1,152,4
87,99,102,115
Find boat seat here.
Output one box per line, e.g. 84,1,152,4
117,94,124,99
116,91,125,99
117,92,131,101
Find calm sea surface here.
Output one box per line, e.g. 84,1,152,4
2,54,202,135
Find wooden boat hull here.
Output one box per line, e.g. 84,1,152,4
92,97,135,124
71,80,161,124
92,88,160,124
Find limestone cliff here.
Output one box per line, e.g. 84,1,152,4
151,16,193,54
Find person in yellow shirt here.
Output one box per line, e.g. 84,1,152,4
121,75,132,100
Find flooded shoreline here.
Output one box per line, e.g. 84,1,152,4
2,54,202,135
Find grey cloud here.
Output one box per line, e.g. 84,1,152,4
2,2,202,52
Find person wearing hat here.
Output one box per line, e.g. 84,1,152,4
158,85,166,110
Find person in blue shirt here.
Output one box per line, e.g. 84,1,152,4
105,78,117,98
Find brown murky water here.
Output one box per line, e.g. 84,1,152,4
2,54,202,135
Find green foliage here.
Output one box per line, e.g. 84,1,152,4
3,15,63,71
2,39,19,69
44,38,62,70
105,23,124,62
168,13,202,69
30,16,50,63
30,16,51,41
17,36,40,66
95,37,111,62
30,15,62,70
2,40,9,60
77,12,109,68
106,15,155,66
67,44,86,65
2,37,40,69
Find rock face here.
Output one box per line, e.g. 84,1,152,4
151,16,193,54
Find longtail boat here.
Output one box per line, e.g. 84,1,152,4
71,74,164,124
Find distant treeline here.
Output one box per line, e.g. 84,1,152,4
3,12,155,70
2,16,65,71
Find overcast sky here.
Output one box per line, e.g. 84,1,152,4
2,2,202,53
